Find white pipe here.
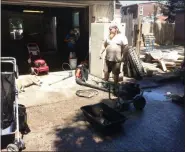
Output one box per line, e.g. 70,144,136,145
113,0,116,21
15,83,20,142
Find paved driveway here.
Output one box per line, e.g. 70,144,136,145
2,71,184,151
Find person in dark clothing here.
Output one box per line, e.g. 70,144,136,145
64,29,77,58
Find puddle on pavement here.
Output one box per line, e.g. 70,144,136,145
143,82,184,102
143,92,167,101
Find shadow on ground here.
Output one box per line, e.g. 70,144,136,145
53,89,185,152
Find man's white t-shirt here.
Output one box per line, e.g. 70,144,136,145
104,33,128,62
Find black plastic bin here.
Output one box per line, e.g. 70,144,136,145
81,103,127,130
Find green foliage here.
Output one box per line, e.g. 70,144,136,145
160,0,185,22
166,0,184,13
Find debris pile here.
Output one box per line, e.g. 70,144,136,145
142,49,184,72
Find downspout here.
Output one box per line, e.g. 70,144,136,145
113,0,116,21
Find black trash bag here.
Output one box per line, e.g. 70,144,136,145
18,104,31,135
171,95,184,105
1,73,15,129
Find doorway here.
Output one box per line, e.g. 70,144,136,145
1,4,89,74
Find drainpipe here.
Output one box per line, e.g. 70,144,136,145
113,0,116,21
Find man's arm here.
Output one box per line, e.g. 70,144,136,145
121,35,129,59
64,35,70,42
99,39,108,59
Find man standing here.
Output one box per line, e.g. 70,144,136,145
99,23,129,84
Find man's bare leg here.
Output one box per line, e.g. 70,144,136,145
104,72,110,81
113,74,119,84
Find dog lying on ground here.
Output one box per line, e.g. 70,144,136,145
16,75,42,93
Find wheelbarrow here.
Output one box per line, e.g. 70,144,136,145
81,103,127,130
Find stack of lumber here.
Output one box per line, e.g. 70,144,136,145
143,50,184,72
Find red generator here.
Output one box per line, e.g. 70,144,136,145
27,43,49,75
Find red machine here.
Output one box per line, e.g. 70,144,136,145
27,43,49,75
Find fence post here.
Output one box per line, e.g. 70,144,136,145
136,15,142,55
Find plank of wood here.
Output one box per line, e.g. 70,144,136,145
175,63,183,66
165,62,176,66
174,60,183,63
152,59,159,62
166,65,176,68
159,60,167,72
178,55,185,60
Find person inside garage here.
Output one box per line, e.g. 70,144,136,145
99,23,129,85
64,29,78,58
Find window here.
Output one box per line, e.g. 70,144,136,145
139,6,143,16
127,8,131,14
72,11,80,40
72,11,79,28
9,18,23,40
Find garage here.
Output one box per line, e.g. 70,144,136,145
1,1,90,74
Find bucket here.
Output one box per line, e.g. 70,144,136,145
69,58,77,70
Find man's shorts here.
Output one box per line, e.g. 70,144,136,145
104,60,121,75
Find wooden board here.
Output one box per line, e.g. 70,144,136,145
178,55,185,60
159,60,167,72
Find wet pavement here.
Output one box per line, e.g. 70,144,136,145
53,81,184,152
2,80,184,151
143,81,184,100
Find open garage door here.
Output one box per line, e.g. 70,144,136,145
1,0,89,8
2,0,90,74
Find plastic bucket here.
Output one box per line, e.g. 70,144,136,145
69,58,77,70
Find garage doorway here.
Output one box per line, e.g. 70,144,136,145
1,4,89,74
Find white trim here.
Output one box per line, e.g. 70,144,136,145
1,0,111,7
139,6,144,16
2,0,89,8
89,5,92,72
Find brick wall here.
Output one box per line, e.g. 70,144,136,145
138,3,162,17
